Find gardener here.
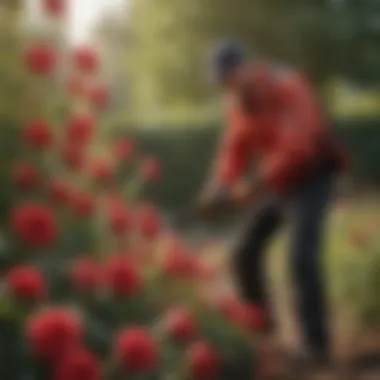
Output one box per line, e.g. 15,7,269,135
197,41,348,378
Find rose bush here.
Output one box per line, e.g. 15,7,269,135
0,2,260,379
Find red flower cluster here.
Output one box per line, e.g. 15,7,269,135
49,179,72,205
24,43,57,76
162,250,195,278
70,258,102,292
53,349,100,380
71,191,95,218
108,206,134,235
137,203,161,238
165,308,198,343
218,297,267,331
12,162,39,190
140,157,161,182
89,159,114,184
24,120,53,149
7,266,46,302
73,46,99,74
10,203,58,248
187,342,219,380
27,308,83,362
42,0,67,17
113,139,135,161
61,143,85,171
104,257,142,297
66,114,96,145
115,327,158,372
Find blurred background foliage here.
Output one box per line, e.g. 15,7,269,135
97,0,380,119
1,0,380,210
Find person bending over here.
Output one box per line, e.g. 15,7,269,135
198,41,348,378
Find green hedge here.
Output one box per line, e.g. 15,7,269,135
113,119,380,209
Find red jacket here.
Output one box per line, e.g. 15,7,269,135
213,65,348,193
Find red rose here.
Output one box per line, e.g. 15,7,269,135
89,159,114,184
70,258,102,292
137,203,161,238
27,308,83,362
24,120,53,149
61,144,85,171
7,266,46,301
53,349,100,380
113,139,135,161
11,162,39,190
162,251,195,278
10,203,58,248
66,114,96,145
24,43,56,75
73,46,99,74
218,297,245,323
42,0,67,17
48,179,72,205
218,297,267,331
187,342,219,380
104,257,142,297
71,192,95,218
140,157,161,182
108,207,133,235
243,304,267,331
88,84,109,110
115,327,158,372
165,308,197,342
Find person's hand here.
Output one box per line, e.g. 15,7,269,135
196,184,218,216
230,180,254,205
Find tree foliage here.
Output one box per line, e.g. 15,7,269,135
124,0,380,111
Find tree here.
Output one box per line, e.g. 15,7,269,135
126,0,343,110
339,0,380,86
126,0,380,112
127,0,279,111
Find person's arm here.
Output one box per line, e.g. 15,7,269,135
198,102,252,210
211,102,253,187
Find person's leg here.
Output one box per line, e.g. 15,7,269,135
232,199,284,379
288,171,333,362
232,198,283,331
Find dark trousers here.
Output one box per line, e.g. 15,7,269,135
233,167,333,356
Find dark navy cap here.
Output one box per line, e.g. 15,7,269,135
209,41,247,84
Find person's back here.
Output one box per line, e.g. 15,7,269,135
198,41,349,379
212,58,346,193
